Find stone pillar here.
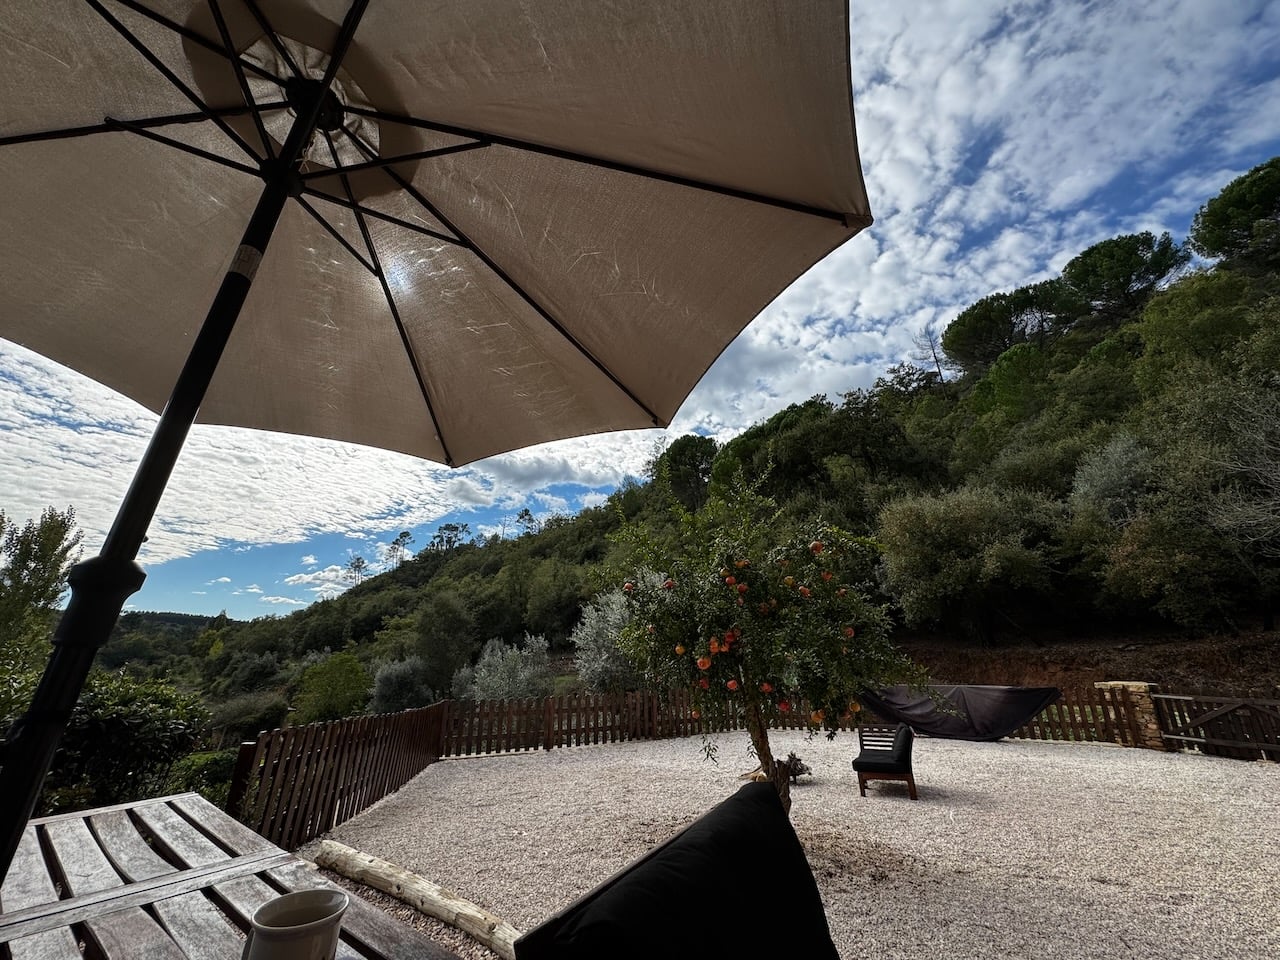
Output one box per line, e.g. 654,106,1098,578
1094,681,1167,751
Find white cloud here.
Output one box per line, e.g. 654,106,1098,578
260,596,305,606
207,576,231,584
283,565,351,599
245,584,263,594
300,555,318,567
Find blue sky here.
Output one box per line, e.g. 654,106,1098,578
4,0,1280,621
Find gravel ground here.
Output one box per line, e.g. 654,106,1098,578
303,733,1280,960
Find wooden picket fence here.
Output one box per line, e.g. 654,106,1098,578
1151,689,1280,760
233,683,1262,849
1009,685,1141,746
228,704,446,849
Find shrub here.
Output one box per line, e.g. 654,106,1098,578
455,634,555,700
2,670,210,814
208,690,290,747
370,656,435,714
165,749,237,809
571,589,640,694
292,651,370,724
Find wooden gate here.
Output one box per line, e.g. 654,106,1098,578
1151,692,1280,761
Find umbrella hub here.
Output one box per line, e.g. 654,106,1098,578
285,77,346,134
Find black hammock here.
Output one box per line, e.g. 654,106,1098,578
859,684,1061,741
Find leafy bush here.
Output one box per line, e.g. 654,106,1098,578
370,656,435,714
454,634,554,700
208,690,289,747
165,749,237,809
571,589,640,694
292,651,370,724
0,670,210,814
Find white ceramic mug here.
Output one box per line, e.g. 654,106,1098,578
242,889,350,960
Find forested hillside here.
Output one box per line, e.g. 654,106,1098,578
14,157,1280,749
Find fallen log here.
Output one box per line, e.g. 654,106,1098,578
314,839,522,960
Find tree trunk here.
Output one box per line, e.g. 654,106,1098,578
314,840,521,960
744,696,791,814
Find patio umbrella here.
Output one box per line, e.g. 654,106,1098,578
0,0,872,879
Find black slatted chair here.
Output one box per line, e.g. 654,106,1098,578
851,722,918,800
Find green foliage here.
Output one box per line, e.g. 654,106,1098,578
616,479,924,772
0,506,82,673
292,651,370,724
1135,270,1257,393
455,634,555,700
877,485,1065,642
650,434,719,512
164,749,237,809
1060,231,1189,323
370,656,435,713
208,690,289,747
1189,156,1280,270
571,589,640,694
0,670,208,814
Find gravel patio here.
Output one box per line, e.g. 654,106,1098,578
304,731,1279,959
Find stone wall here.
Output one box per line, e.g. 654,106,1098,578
1094,680,1166,750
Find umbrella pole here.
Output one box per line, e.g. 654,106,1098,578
0,51,362,879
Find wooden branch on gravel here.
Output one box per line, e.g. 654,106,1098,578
314,839,522,960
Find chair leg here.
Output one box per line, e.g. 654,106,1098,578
857,774,866,797
906,775,918,801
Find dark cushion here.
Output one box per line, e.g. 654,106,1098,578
513,782,839,960
851,753,910,774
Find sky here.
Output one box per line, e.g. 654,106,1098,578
3,0,1280,621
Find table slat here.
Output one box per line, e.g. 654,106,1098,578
0,827,60,910
170,794,277,857
153,891,245,960
0,853,293,943
85,907,186,960
134,804,229,868
43,819,121,895
91,809,179,881
7,929,83,960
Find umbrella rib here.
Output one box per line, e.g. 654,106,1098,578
240,0,303,78
296,197,376,274
299,190,466,248
348,105,861,227
0,103,287,149
109,0,286,84
345,127,665,426
208,0,275,160
298,140,491,180
103,117,261,176
85,0,261,164
320,130,454,466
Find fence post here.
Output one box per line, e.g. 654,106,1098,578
543,696,555,751
1094,681,1166,750
225,739,259,819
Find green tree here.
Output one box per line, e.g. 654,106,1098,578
0,506,82,673
617,481,923,812
456,634,555,700
370,656,435,713
344,555,368,585
572,589,640,694
1189,155,1280,271
877,485,1065,642
650,434,719,512
292,651,371,724
1061,231,1189,324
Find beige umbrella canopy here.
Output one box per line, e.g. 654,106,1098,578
0,0,871,878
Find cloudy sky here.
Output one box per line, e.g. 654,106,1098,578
3,0,1279,620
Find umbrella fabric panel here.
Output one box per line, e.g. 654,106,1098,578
0,134,258,414
0,0,872,468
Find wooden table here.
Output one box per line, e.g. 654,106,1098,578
0,792,460,960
